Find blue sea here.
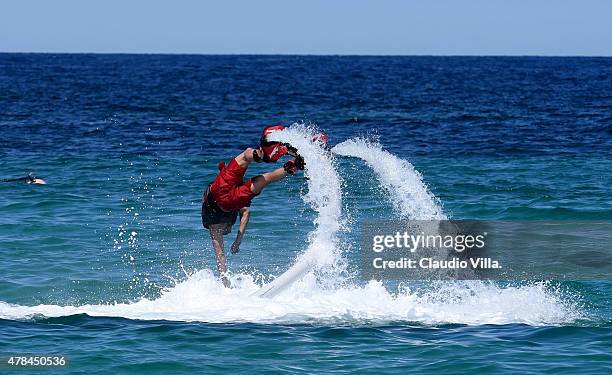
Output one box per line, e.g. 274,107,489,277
1,54,611,374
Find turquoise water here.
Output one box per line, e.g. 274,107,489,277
1,54,611,373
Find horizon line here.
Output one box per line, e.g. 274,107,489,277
1,51,612,58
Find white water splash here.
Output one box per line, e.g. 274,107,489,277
251,125,345,297
332,138,446,220
0,270,581,325
268,124,343,269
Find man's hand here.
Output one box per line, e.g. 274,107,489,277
283,157,305,175
230,231,243,254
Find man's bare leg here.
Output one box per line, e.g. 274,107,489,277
209,224,230,287
234,148,258,168
250,168,288,194
233,148,290,194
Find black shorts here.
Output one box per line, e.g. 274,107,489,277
202,186,238,234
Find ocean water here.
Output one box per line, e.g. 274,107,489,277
0,54,611,374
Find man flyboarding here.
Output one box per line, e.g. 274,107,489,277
202,125,304,287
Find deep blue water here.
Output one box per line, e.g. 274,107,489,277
1,54,611,374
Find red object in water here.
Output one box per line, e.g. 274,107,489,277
312,131,328,146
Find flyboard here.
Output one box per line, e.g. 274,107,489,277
252,128,329,298
252,259,314,298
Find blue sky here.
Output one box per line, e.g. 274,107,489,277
1,0,611,55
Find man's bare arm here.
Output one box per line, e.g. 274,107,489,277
231,207,250,254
